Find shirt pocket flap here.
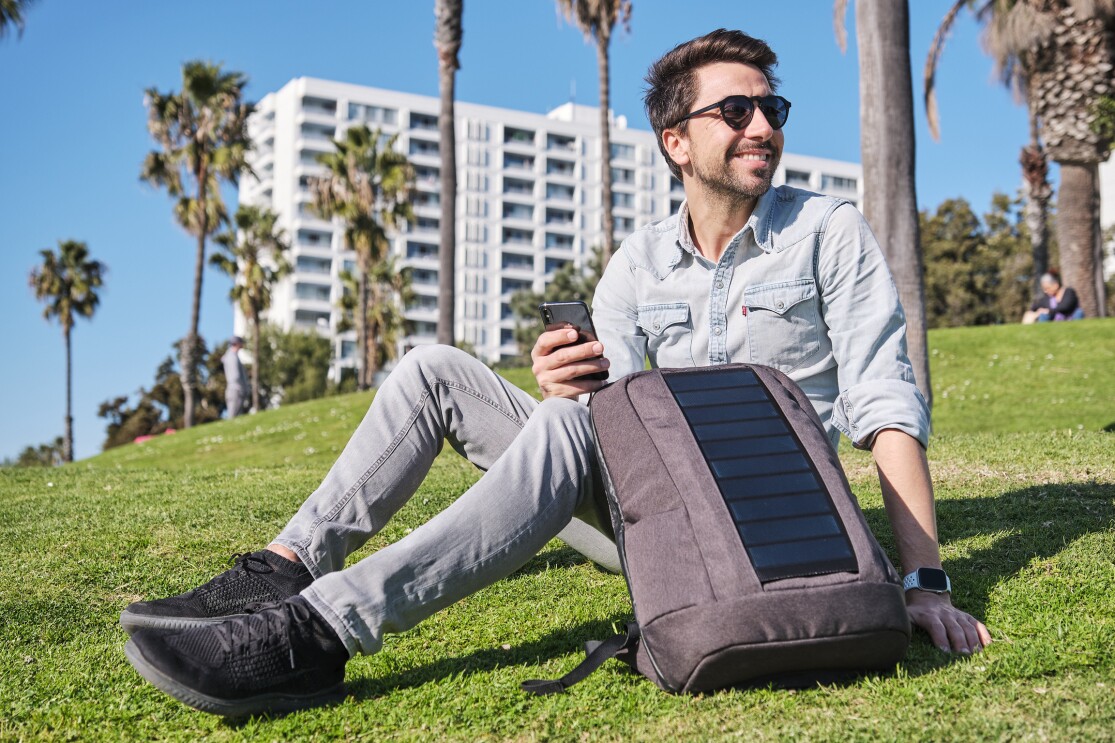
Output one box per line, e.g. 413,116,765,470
637,302,690,336
744,278,816,316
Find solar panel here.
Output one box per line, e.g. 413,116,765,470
665,368,858,582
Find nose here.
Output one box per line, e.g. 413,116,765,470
744,107,774,142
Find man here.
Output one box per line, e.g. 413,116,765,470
222,336,249,418
121,29,991,717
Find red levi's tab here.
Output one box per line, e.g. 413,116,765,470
741,306,749,316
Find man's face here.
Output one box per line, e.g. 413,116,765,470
672,62,784,203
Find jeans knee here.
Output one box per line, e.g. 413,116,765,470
394,344,480,382
529,398,592,440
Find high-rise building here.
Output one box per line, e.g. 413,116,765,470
238,77,865,376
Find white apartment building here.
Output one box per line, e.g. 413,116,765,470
238,77,864,376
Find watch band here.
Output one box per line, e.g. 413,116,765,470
902,568,951,594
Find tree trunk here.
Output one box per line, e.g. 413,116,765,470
1021,112,1051,297
855,0,931,409
597,35,615,266
63,323,73,463
357,266,370,390
250,307,261,413
183,158,210,428
1056,161,1101,318
435,0,461,347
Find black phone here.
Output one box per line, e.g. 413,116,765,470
538,300,609,381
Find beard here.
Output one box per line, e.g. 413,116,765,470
691,143,781,205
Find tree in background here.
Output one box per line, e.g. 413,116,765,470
141,61,254,428
5,437,65,468
434,0,463,346
928,0,1114,317
0,0,36,39
835,0,931,406
921,193,1038,327
335,259,414,386
29,240,106,463
557,0,632,266
311,125,414,390
509,245,604,361
253,326,337,405
210,204,292,413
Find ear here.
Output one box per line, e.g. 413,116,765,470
662,127,691,172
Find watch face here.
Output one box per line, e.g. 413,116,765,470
918,568,949,592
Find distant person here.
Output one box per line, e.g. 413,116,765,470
222,336,248,418
1022,272,1085,323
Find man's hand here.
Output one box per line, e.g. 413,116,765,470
531,328,610,400
906,590,992,655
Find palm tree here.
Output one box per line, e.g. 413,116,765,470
210,205,293,412
0,0,36,40
311,125,414,389
141,60,254,428
926,1,1052,297
925,0,1115,317
29,240,106,463
335,259,415,385
557,0,633,266
435,0,463,346
835,0,931,406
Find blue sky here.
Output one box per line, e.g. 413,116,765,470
0,1,1027,462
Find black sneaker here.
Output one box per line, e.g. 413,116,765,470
124,596,348,717
120,550,313,634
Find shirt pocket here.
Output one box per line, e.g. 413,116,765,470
637,302,694,368
744,277,822,373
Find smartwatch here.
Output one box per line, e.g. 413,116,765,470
902,567,951,594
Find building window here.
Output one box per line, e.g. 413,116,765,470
295,282,332,302
294,309,331,328
411,268,438,285
611,167,635,185
821,174,858,191
502,227,534,245
786,169,812,186
465,221,487,241
301,96,336,116
504,152,535,171
501,277,532,295
503,177,534,195
500,328,515,345
501,251,534,271
467,120,489,141
545,182,575,201
546,133,576,152
465,196,487,216
415,215,440,231
612,191,634,209
414,164,440,184
504,126,535,145
300,123,335,141
670,177,685,193
409,138,440,156
295,256,332,274
545,232,574,249
406,241,439,259
502,202,534,221
297,229,333,246
348,103,397,125
409,112,439,131
466,171,488,191
615,216,635,233
610,142,635,160
545,257,570,273
545,208,574,225
546,158,575,176
414,191,441,208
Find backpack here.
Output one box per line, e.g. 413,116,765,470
523,364,910,695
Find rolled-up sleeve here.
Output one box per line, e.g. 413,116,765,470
818,205,930,449
592,246,647,384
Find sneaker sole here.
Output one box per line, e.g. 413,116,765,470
124,639,345,717
119,610,246,634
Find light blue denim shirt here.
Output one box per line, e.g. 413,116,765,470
592,185,930,450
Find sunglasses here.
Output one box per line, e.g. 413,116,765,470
676,94,792,131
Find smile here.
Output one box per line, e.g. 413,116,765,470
734,152,769,161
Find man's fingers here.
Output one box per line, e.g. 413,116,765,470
976,620,993,648
532,328,580,360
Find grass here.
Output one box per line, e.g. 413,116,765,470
1,320,1113,741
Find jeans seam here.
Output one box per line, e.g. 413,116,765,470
295,377,529,562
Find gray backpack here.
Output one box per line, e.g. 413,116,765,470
523,364,910,695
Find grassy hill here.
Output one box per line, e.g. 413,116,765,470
1,320,1112,740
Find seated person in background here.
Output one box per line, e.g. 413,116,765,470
1022,271,1085,323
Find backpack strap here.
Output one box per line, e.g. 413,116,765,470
520,622,640,695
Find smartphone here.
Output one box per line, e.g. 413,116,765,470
538,300,609,381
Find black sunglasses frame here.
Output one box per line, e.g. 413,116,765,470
675,94,792,131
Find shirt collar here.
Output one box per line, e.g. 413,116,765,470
661,187,779,274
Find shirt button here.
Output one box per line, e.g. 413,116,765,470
776,300,785,309
716,281,724,289
714,327,722,335
653,322,661,330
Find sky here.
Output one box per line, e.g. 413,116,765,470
0,0,1030,463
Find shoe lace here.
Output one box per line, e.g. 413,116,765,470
193,552,275,595
220,599,314,669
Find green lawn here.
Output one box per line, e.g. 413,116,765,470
1,320,1113,740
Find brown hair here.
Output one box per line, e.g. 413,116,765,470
644,29,780,179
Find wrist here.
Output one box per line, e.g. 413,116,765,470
902,567,951,594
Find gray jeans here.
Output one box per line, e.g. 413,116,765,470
272,345,619,657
